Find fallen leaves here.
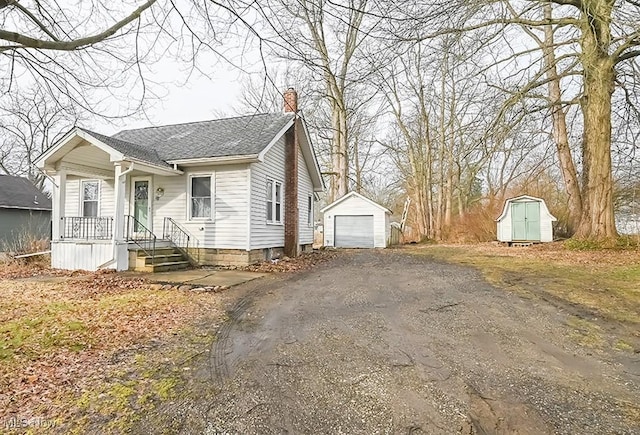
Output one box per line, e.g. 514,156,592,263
0,273,223,425
242,249,340,273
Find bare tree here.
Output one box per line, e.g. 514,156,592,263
404,0,640,241
0,87,81,189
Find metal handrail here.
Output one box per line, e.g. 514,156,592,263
125,215,157,264
163,217,193,264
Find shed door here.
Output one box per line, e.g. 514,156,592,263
334,215,374,248
511,202,540,241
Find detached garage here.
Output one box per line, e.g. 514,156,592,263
321,192,391,248
496,195,557,243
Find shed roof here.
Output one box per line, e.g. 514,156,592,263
0,175,51,211
321,191,392,214
496,195,557,222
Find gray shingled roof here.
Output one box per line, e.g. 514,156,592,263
112,112,294,162
0,175,51,210
78,128,171,168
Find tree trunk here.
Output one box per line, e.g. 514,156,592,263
573,2,617,240
542,3,583,234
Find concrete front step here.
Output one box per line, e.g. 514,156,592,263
130,246,191,272
138,253,184,266
138,260,191,273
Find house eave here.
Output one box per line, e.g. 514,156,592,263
166,155,261,166
0,205,52,212
121,157,183,175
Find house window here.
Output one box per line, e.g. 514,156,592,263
307,195,313,227
82,180,100,217
190,175,212,219
267,180,283,224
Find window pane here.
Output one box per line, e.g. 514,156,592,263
83,201,98,217
266,181,273,201
308,196,312,224
192,197,211,218
275,182,281,202
275,203,281,222
192,177,211,197
83,181,99,201
267,200,273,221
134,181,149,200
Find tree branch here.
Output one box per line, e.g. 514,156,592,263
0,0,156,51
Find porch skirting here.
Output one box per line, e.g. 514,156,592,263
51,240,129,271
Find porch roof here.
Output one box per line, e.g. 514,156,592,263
77,128,170,169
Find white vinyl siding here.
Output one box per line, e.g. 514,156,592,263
151,165,249,250
250,136,286,249
298,146,314,245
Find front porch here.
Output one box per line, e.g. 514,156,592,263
37,128,189,271
52,215,192,272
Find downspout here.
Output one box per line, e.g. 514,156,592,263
98,162,135,269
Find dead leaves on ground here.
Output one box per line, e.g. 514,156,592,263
242,250,339,273
0,273,222,424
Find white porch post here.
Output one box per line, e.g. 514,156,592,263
51,169,67,240
113,163,126,242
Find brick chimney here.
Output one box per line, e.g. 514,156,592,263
284,88,299,257
284,87,298,113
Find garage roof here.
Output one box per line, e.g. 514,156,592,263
0,175,51,211
321,191,391,214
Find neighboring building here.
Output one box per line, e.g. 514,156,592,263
496,195,557,243
0,175,51,252
321,191,391,248
35,89,324,271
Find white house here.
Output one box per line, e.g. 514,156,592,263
35,89,324,271
321,192,391,248
496,195,557,243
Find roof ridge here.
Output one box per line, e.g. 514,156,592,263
113,112,286,136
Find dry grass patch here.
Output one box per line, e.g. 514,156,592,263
405,242,640,325
406,242,640,353
0,270,223,432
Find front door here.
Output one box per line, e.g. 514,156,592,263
131,177,152,233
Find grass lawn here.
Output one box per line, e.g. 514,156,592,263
405,242,640,351
0,264,223,433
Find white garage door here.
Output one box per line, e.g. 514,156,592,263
334,215,374,248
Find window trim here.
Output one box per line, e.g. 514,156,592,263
307,194,313,227
266,179,283,225
188,173,215,221
80,179,101,217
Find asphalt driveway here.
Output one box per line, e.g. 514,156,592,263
138,250,640,434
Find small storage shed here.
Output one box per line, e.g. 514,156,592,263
321,191,391,248
496,195,557,243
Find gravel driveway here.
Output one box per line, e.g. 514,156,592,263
143,250,640,434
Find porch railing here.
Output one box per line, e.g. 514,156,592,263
125,215,156,263
62,217,113,240
163,217,192,264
